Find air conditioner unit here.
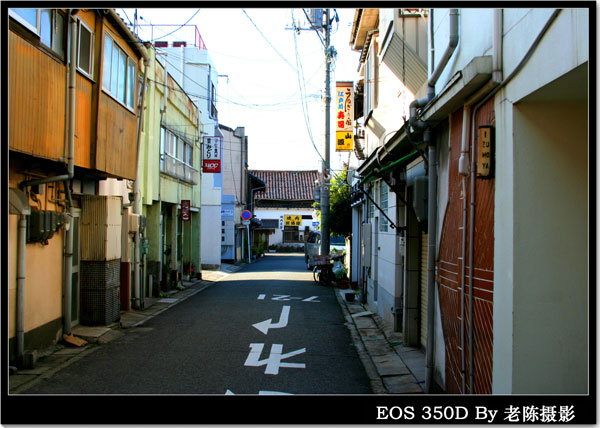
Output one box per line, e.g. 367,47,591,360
80,195,122,261
128,213,139,234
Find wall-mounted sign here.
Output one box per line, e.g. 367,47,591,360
477,126,494,178
241,210,252,221
284,215,302,227
181,200,191,221
335,81,354,152
202,136,222,173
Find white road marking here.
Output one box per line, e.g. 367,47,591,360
252,306,291,335
225,389,293,395
244,343,306,375
257,294,266,300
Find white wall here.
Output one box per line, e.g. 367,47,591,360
492,8,589,393
254,207,317,247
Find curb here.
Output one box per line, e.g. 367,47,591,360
334,287,425,394
9,269,235,395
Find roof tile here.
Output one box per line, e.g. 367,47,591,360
249,170,320,201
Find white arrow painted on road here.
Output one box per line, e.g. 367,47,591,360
225,389,293,395
252,305,291,335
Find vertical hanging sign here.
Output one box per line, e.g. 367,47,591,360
202,136,222,173
335,81,354,152
181,200,191,221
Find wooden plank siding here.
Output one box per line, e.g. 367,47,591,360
9,10,142,181
9,31,66,161
437,100,495,394
96,93,138,179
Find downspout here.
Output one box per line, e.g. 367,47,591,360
409,9,458,394
15,214,27,366
466,8,559,394
17,9,79,354
132,51,149,310
62,9,79,338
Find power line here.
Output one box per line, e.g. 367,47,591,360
151,9,201,41
241,9,298,73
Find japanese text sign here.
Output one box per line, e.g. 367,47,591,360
181,200,191,221
335,81,354,152
284,215,302,227
202,136,222,173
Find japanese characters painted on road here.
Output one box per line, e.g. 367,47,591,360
257,294,320,302
253,305,290,335
202,136,222,173
335,81,354,152
284,214,302,227
244,343,306,375
181,200,191,221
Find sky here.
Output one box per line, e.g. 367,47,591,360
120,8,361,174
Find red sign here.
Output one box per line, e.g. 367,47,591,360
241,210,252,220
203,160,221,173
203,136,222,173
181,200,191,221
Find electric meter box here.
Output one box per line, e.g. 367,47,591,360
27,210,63,243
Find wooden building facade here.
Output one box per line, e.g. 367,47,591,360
9,8,147,365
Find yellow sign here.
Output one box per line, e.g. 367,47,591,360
284,215,302,227
336,131,353,151
335,81,354,152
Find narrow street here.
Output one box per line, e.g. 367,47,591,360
23,254,372,395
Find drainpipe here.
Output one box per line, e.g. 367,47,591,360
132,52,149,310
15,214,27,366
407,9,458,394
427,9,459,100
62,9,79,337
493,9,503,83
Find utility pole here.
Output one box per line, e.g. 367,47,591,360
288,9,332,256
320,8,331,257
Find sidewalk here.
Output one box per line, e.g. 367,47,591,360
9,263,425,395
335,288,426,394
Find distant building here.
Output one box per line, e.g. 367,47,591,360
249,170,320,250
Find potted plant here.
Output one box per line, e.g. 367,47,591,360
335,265,349,288
183,261,196,281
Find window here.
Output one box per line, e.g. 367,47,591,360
10,9,65,57
283,226,301,243
368,185,375,218
77,20,93,77
379,181,389,232
160,127,194,167
364,37,378,115
102,34,136,109
10,9,39,33
40,9,65,57
210,82,217,119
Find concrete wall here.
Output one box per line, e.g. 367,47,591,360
492,8,589,394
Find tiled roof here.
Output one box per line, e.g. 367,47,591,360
250,170,320,201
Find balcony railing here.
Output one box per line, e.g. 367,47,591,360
160,153,199,185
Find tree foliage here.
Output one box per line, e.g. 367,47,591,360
327,168,352,237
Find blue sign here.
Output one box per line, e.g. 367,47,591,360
241,210,252,221
312,221,320,227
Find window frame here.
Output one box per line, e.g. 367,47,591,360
9,9,40,34
283,226,301,243
76,18,94,78
40,9,66,58
379,180,389,232
102,32,137,111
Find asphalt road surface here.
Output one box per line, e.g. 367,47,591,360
24,254,373,395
